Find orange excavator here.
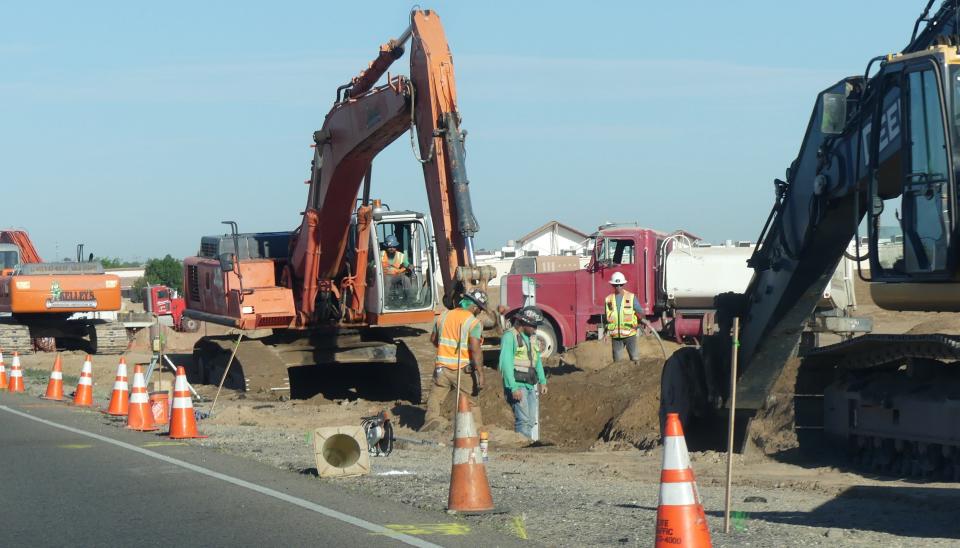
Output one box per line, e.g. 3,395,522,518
0,230,125,354
182,9,495,401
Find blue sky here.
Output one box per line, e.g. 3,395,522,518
0,1,929,261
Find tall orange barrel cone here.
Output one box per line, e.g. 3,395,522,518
0,350,8,391
103,357,129,416
126,365,156,431
8,352,24,393
168,366,205,439
447,393,495,513
655,413,712,547
72,355,94,407
41,354,65,401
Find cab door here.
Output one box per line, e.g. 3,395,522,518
367,212,436,325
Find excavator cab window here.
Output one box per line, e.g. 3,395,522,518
871,56,955,279
373,218,434,312
0,249,18,271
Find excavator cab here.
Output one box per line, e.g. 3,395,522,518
0,244,19,275
864,45,960,310
363,210,436,319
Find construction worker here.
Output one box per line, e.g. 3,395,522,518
604,272,640,362
500,306,548,439
381,235,411,302
421,288,487,432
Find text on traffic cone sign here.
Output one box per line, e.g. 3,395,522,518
41,354,65,401
656,413,712,547
168,366,205,439
8,352,24,393
104,357,129,416
126,365,156,431
72,356,94,407
447,393,495,513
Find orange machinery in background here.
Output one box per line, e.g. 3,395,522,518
182,9,495,400
0,229,125,354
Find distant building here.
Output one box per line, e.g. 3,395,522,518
105,267,146,299
514,221,590,257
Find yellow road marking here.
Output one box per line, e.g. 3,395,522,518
511,515,529,540
377,523,471,536
58,444,93,449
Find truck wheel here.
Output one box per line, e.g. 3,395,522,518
533,321,558,359
180,317,200,333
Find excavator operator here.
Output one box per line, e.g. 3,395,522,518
381,235,412,304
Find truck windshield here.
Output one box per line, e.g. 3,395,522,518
157,290,170,299
0,250,18,270
595,238,636,265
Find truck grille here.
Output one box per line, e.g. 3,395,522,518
256,315,293,328
187,265,200,302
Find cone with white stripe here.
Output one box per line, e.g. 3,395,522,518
41,354,65,401
447,393,495,513
655,413,712,547
8,351,24,393
103,357,129,416
168,366,205,439
71,355,94,406
0,349,8,391
126,365,156,431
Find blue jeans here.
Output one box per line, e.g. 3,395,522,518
505,386,539,438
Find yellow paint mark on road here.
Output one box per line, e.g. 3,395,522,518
376,523,472,536
58,444,93,449
142,442,188,447
18,404,59,408
511,515,529,540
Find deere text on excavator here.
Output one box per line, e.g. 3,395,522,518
182,9,494,402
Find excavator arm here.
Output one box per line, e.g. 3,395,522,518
661,1,960,427
288,9,490,326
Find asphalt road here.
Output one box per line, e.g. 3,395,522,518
0,392,524,547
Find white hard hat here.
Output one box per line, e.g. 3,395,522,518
609,272,627,285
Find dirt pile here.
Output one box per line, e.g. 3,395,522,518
748,357,800,455
559,335,680,371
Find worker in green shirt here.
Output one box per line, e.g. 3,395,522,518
500,306,548,439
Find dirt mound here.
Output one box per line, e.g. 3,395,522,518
905,315,960,335
748,357,800,455
560,336,680,371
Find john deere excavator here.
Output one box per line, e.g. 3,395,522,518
182,9,495,402
0,230,126,354
662,0,960,479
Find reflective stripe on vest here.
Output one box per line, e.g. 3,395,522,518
381,251,405,275
435,309,477,370
508,328,539,385
605,291,638,338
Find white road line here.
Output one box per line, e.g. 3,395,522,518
0,405,441,548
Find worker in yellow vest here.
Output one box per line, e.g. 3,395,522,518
604,272,640,362
381,235,411,303
500,306,548,439
421,288,487,432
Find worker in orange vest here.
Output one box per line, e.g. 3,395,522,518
381,235,411,303
421,288,487,432
604,272,640,362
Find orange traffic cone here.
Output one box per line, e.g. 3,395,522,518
168,366,205,439
447,393,495,513
8,351,24,393
655,413,712,547
72,355,94,407
126,365,156,431
41,354,65,401
103,357,129,416
0,349,8,391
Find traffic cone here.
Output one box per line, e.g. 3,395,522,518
103,357,129,416
8,352,24,393
41,354,65,401
168,366,205,439
447,393,495,513
72,355,94,407
126,365,156,431
655,413,712,547
0,350,8,391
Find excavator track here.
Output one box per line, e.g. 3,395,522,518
0,321,34,354
797,334,960,481
90,321,129,355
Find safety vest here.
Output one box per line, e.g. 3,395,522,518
605,291,638,338
507,328,540,386
381,250,406,275
435,308,480,370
